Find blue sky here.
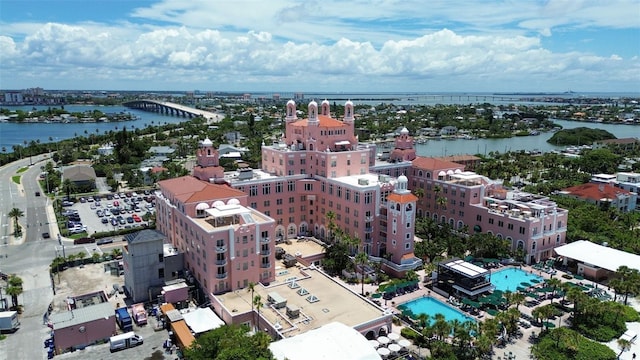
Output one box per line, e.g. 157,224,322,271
1,0,639,93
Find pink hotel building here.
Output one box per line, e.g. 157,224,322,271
156,99,567,299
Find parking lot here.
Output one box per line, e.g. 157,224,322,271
60,191,155,238
48,262,174,360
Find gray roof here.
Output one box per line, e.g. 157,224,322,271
63,165,97,182
149,146,175,154
50,302,114,330
124,229,166,244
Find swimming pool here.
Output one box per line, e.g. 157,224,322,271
400,296,476,324
491,267,543,292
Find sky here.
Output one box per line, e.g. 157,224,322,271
0,0,639,93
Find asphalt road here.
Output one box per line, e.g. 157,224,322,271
0,154,66,360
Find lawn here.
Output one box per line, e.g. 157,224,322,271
11,175,21,184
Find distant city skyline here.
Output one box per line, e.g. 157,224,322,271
1,0,639,92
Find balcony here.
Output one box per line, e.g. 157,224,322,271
261,237,270,243
260,262,271,268
215,258,227,266
216,272,227,279
261,248,271,255
365,216,374,222
365,227,373,233
215,246,226,253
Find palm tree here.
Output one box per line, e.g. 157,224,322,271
510,292,526,310
6,275,23,310
436,196,448,211
566,286,586,327
8,208,24,236
326,211,336,242
62,178,76,201
416,313,430,330
253,294,263,331
614,266,640,305
546,277,562,303
355,251,369,296
432,314,451,341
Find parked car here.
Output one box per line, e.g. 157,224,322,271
101,218,109,224
42,232,50,239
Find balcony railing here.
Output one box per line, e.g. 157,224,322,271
216,246,226,253
261,249,271,255
215,259,227,265
216,272,227,279
260,262,271,268
261,237,270,243
365,227,373,233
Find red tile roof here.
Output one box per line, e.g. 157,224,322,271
290,115,345,128
412,157,465,171
387,192,418,203
159,176,246,204
562,183,631,201
434,155,481,162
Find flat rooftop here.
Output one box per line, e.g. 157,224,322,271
554,240,640,272
216,266,388,338
276,238,325,258
441,259,489,278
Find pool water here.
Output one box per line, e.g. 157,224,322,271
401,297,476,324
491,267,543,292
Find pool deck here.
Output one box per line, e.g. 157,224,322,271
344,264,640,360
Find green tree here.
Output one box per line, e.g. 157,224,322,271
355,251,369,296
8,207,24,236
546,277,562,304
184,324,274,360
253,294,263,331
6,274,24,310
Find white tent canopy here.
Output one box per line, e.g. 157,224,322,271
554,240,640,272
270,322,382,360
182,307,225,334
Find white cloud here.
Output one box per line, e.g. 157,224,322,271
0,0,638,91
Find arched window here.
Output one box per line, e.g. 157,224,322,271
405,204,412,212
449,218,454,227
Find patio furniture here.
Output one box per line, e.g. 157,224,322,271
377,347,390,357
377,336,390,346
388,343,401,353
398,339,411,348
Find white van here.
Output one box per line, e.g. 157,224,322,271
109,332,143,352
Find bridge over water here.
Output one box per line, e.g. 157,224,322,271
123,100,222,122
